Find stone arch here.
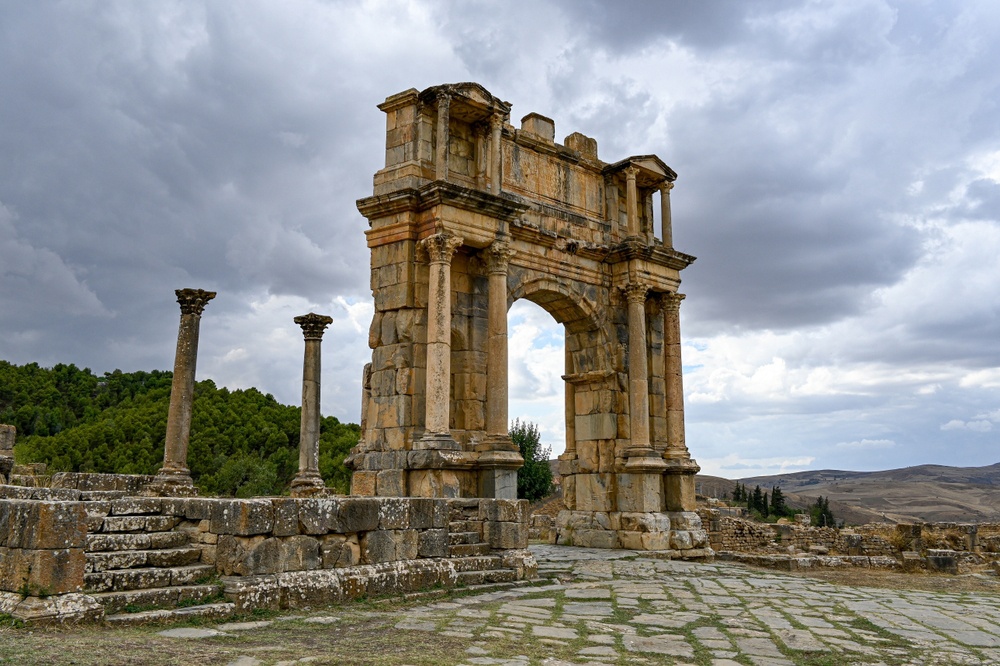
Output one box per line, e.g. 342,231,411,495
351,82,706,556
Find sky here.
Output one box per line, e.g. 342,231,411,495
3,0,1000,478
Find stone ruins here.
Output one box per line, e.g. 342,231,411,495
0,82,708,624
348,82,707,554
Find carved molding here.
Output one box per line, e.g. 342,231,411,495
176,288,216,316
623,282,649,304
294,313,334,340
419,233,463,263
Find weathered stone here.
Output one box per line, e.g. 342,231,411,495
271,498,300,537
5,501,87,549
211,499,274,536
418,528,449,558
378,497,410,529
0,547,85,595
280,535,321,572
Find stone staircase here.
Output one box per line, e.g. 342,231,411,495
83,504,235,625
447,519,518,586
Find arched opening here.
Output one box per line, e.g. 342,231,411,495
507,299,566,457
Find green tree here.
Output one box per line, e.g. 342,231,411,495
510,418,553,501
770,485,788,517
810,496,836,527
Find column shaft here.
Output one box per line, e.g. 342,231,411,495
660,182,674,247
291,313,333,496
485,242,514,438
489,114,503,193
663,293,687,458
157,288,215,492
435,94,450,180
419,233,462,449
625,166,639,237
625,283,651,451
564,346,576,455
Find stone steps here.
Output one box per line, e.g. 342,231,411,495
104,601,236,626
455,568,519,586
448,542,492,557
86,531,189,552
86,546,202,573
448,531,481,545
85,564,216,593
91,584,225,615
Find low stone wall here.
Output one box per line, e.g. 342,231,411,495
0,495,535,624
553,510,711,558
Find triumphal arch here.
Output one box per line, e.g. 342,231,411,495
347,83,708,553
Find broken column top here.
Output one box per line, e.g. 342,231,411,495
0,424,14,452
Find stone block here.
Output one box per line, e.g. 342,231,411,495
337,498,379,533
222,574,281,613
0,547,85,595
211,499,274,536
361,530,396,564
483,521,528,550
280,535,321,572
619,512,671,533
351,471,377,496
297,498,340,535
378,497,410,529
145,515,178,532
641,532,672,550
617,473,664,513
279,569,344,608
478,499,528,524
670,530,693,550
244,537,283,575
418,528,448,558
568,529,618,549
409,498,445,529
110,498,162,515
6,501,87,549
272,498,301,537
667,511,703,532
574,474,612,512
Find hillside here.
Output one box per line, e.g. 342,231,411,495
697,463,1000,524
1,360,359,496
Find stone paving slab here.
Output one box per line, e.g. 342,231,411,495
148,543,1000,666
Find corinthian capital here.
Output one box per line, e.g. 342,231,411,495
623,282,649,304
661,292,686,314
624,165,638,182
660,181,675,194
485,241,516,274
176,288,216,316
419,233,463,263
294,313,334,340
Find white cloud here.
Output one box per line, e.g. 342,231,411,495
940,419,992,433
835,438,895,450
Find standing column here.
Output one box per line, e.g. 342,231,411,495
624,282,651,455
152,288,215,494
418,232,463,450
489,113,503,193
663,293,687,459
484,241,516,446
564,346,576,456
291,313,333,497
625,166,639,237
435,93,451,181
659,182,674,248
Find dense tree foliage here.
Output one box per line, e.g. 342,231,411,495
1,361,359,496
510,418,553,501
810,495,836,527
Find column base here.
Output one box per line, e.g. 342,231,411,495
553,509,712,556
477,447,524,500
663,457,700,512
290,472,329,498
413,432,461,451
476,434,519,453
141,468,198,497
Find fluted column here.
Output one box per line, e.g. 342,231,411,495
663,293,687,459
291,313,333,497
489,114,503,193
154,288,215,494
659,182,674,248
435,93,451,181
484,241,515,444
625,166,639,237
418,232,463,450
624,282,651,454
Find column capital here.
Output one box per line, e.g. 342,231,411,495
661,292,686,313
623,282,649,304
176,288,216,316
624,165,639,181
294,313,334,340
659,181,674,193
437,91,451,108
489,113,505,130
419,233,463,263
485,241,516,274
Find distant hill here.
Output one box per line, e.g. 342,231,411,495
696,463,1000,524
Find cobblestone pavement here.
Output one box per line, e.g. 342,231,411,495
395,545,1000,665
167,544,1000,666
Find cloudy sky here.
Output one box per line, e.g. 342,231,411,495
3,1,1000,478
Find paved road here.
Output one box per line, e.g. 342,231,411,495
171,544,1000,665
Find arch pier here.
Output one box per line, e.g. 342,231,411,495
347,83,709,555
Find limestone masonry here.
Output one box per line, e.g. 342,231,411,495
347,82,706,553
